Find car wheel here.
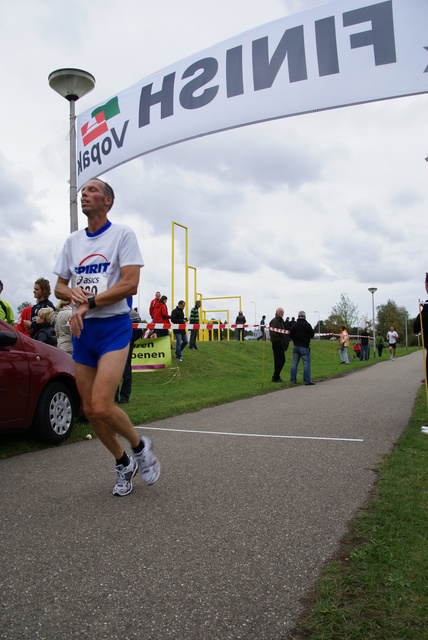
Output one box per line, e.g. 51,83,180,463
33,382,74,444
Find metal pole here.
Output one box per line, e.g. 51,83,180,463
171,222,175,312
49,68,95,234
69,99,78,233
372,292,376,360
185,226,188,318
171,221,189,314
188,266,197,304
405,313,408,350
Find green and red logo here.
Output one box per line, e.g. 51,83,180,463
81,97,120,147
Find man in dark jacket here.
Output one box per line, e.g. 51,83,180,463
236,311,246,341
413,272,428,377
360,328,369,361
115,307,143,404
290,310,315,385
171,300,188,361
189,300,201,350
269,307,289,383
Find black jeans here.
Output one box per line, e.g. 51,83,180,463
272,342,285,380
115,342,133,402
189,330,198,348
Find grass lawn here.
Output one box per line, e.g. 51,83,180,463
291,383,428,639
1,338,407,457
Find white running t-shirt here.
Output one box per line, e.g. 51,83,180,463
387,331,398,344
54,222,144,319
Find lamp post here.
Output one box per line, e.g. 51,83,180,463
404,312,408,350
368,287,377,359
48,68,96,233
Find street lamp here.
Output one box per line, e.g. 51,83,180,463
48,68,96,233
368,287,377,359
404,312,408,350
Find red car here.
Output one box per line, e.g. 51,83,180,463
0,319,81,443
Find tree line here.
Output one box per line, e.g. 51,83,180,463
319,293,420,345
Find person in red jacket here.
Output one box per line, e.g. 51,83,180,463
149,291,160,319
153,295,170,337
15,305,32,336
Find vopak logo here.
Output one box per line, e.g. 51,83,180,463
81,97,121,147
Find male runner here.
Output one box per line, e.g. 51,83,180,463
54,178,160,496
386,325,399,361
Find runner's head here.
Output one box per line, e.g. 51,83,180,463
81,179,115,215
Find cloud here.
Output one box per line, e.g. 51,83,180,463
0,153,45,234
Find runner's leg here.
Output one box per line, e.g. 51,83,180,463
75,346,140,458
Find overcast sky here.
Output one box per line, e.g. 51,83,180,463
0,0,427,330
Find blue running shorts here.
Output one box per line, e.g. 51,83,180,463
72,314,132,368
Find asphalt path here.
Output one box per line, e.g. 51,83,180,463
0,352,423,640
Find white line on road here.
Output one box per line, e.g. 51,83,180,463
136,425,363,443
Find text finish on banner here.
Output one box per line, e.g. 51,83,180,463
76,0,428,188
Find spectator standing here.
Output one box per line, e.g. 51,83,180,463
386,326,399,360
0,281,15,326
236,310,246,341
153,295,170,337
33,307,57,346
171,300,188,361
149,291,160,319
258,315,266,340
189,300,201,350
55,300,73,354
269,307,289,382
24,278,55,335
15,305,32,336
339,325,349,364
290,311,315,385
54,178,160,497
360,328,369,361
376,334,385,357
116,306,143,404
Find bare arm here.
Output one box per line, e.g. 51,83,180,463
55,266,140,338
88,265,140,308
54,277,74,303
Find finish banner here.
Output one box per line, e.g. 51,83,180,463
76,0,428,188
132,336,171,372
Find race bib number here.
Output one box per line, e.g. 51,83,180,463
75,274,108,295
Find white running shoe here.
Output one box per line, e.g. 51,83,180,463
134,437,160,485
112,456,138,496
